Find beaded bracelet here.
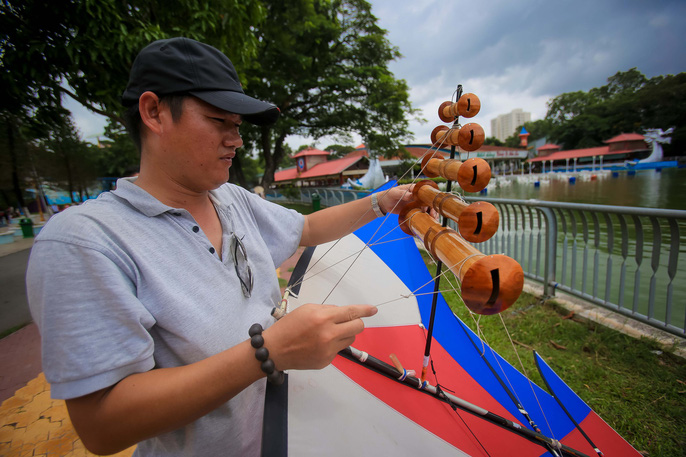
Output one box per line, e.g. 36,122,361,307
249,323,285,385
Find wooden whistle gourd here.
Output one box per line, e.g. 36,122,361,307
438,93,481,122
412,180,499,243
399,204,523,315
431,123,485,152
421,154,491,193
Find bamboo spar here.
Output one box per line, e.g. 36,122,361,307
412,180,499,243
399,204,523,315
421,154,491,193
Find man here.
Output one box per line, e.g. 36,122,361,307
26,37,414,456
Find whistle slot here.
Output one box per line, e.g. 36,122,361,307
486,269,500,306
471,165,478,186
469,129,474,144
474,212,483,235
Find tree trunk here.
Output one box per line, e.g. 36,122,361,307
260,128,287,189
229,154,248,189
7,122,26,208
64,153,76,203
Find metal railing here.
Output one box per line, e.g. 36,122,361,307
267,187,686,337
266,187,371,207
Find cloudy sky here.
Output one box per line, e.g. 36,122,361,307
68,0,686,147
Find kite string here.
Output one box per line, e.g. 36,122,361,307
311,136,455,303
286,136,452,297
418,243,559,441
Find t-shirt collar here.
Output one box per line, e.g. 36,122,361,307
111,177,230,217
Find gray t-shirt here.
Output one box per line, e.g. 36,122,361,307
26,178,304,456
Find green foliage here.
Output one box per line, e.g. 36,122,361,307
483,136,504,146
499,119,554,149
278,186,302,200
0,0,266,198
324,143,356,158
96,121,140,177
544,69,686,155
1,0,266,124
240,0,417,187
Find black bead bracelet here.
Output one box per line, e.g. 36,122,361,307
249,323,284,385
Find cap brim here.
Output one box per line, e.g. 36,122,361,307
190,90,280,126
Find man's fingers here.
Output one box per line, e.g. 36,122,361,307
331,304,378,324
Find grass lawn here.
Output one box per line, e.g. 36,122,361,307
278,202,319,215
425,254,686,457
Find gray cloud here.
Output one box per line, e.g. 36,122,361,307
370,0,686,138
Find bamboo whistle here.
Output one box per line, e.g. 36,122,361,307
399,204,523,315
430,124,485,152
412,180,499,243
421,154,491,193
438,93,481,122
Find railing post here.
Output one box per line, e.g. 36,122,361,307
539,207,558,297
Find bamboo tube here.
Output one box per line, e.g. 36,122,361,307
437,93,481,122
430,123,485,152
412,180,499,243
420,154,491,193
431,125,460,146
438,101,458,123
398,204,523,315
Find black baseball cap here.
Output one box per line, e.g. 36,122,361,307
122,37,279,125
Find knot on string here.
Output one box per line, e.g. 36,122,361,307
456,253,486,278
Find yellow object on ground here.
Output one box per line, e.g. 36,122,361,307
0,373,135,457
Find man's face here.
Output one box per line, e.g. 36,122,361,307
160,96,243,192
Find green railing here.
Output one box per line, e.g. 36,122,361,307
463,198,686,338
267,188,686,337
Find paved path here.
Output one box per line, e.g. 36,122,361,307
0,244,33,335
0,238,305,456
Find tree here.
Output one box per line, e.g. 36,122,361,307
483,137,504,147
1,0,266,199
235,0,417,188
544,69,686,154
36,117,102,203
1,0,266,125
96,121,141,178
325,144,356,158
501,119,553,148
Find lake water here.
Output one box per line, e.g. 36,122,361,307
459,166,686,334
465,167,686,211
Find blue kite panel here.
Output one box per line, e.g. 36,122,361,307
534,352,592,422
354,190,581,444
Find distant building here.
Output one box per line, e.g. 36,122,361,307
527,133,650,171
491,109,531,142
273,147,370,187
273,143,529,187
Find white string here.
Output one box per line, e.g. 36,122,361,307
318,139,456,303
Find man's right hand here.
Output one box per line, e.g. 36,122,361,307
263,303,377,370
